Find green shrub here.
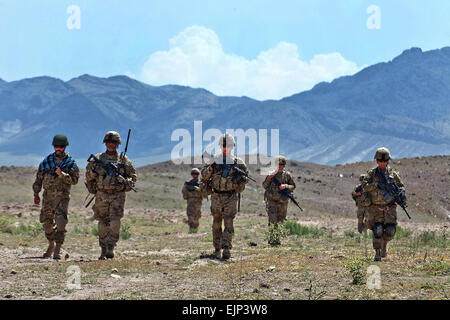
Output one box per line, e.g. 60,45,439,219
283,220,325,238
415,229,448,248
264,223,288,245
342,255,367,285
91,225,99,236
120,222,132,240
395,226,413,239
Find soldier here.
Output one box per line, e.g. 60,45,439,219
201,134,249,260
362,147,406,261
32,134,79,259
182,168,203,233
352,174,371,233
262,156,296,245
85,131,137,260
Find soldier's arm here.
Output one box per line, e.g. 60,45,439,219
286,172,296,192
361,170,377,192
60,166,79,185
201,165,212,180
124,159,137,185
182,183,188,200
392,171,404,188
262,175,272,189
32,170,44,195
86,161,98,181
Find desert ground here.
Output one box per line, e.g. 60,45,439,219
0,155,448,300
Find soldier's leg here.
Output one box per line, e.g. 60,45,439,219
277,201,288,224
266,200,280,245
382,206,398,258
222,194,238,259
40,196,56,258
93,192,111,259
107,193,126,258
211,195,223,254
266,200,278,226
186,199,197,230
191,199,202,230
357,207,366,233
53,197,69,259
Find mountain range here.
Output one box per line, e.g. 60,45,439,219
0,47,449,166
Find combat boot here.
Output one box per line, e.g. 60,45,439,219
212,249,221,259
98,246,107,260
374,249,382,261
222,248,231,260
381,241,387,258
43,240,55,258
53,243,62,260
105,245,115,259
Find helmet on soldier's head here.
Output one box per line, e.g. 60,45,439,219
359,174,365,182
191,168,200,175
374,147,390,162
218,134,235,148
278,156,287,165
103,131,121,144
52,134,69,147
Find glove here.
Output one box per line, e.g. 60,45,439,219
34,194,40,205
357,219,364,233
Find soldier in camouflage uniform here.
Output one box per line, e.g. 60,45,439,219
352,174,371,234
182,168,203,233
362,147,406,261
201,134,249,260
32,134,79,259
85,131,137,260
262,156,296,245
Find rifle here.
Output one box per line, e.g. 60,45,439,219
272,176,304,212
376,169,411,219
184,180,200,192
87,154,137,192
211,159,256,183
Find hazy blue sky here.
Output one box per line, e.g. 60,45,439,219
0,0,449,99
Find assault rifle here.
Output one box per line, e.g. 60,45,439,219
87,154,137,192
185,180,200,192
272,176,304,212
211,159,256,183
376,169,411,219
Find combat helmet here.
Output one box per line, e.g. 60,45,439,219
191,168,200,175
278,156,287,165
218,133,235,148
103,131,121,144
52,134,69,147
374,147,390,162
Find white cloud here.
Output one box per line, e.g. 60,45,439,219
140,25,362,100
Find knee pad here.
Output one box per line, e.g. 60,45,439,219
384,224,396,238
373,223,384,238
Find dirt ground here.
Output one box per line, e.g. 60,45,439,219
0,203,448,300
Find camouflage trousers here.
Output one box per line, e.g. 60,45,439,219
39,190,69,244
93,190,126,248
367,205,397,249
265,199,288,225
186,198,202,229
211,192,238,251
